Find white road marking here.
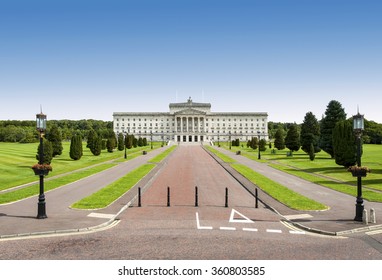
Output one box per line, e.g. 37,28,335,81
266,229,282,233
243,228,258,232
229,209,255,223
87,213,115,219
195,212,213,230
220,227,236,231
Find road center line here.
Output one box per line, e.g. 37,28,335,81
266,229,282,233
243,228,258,232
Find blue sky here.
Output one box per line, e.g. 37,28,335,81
0,0,381,123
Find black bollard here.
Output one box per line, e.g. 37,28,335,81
195,186,198,207
138,187,141,207
225,187,228,208
167,186,170,207
255,188,258,209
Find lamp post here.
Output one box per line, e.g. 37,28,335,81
229,131,231,150
258,132,261,160
123,132,127,159
36,111,47,219
150,131,153,149
353,111,365,222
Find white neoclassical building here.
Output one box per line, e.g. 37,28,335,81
113,97,268,143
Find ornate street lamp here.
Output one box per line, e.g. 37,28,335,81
353,111,365,222
36,111,47,219
150,131,153,149
123,132,127,159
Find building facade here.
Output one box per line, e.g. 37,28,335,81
113,97,268,143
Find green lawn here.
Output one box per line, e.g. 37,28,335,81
0,142,159,191
71,164,156,209
218,142,382,201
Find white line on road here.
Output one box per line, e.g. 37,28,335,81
195,212,213,230
243,228,258,232
220,227,236,231
266,229,282,233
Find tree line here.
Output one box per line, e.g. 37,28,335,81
268,100,379,167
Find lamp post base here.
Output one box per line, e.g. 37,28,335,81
37,202,47,219
354,202,364,222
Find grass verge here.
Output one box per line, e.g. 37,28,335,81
149,146,177,163
232,164,328,211
0,164,116,204
270,163,382,203
205,145,235,163
71,164,155,209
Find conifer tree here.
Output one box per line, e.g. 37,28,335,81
46,125,63,157
300,112,321,154
319,100,346,158
36,138,53,164
332,120,357,167
117,133,124,151
91,136,102,156
70,134,83,160
274,128,285,150
285,124,300,154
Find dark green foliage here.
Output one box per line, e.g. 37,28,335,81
117,133,124,151
126,134,133,149
106,137,116,152
285,124,300,153
91,136,102,156
46,125,63,157
259,139,267,152
36,138,53,164
319,100,347,157
86,130,97,151
249,137,258,150
332,120,357,167
274,128,285,150
300,112,321,154
132,136,138,148
309,143,316,161
143,137,148,146
101,139,107,150
70,135,83,160
138,137,144,147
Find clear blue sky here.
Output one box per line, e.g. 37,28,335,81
1,0,381,123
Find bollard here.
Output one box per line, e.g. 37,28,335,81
255,188,258,209
167,186,170,207
138,187,141,207
363,209,368,225
370,208,376,224
195,186,198,207
225,188,228,208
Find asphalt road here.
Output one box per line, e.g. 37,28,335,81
1,145,382,260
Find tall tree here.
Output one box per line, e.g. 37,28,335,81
332,120,357,167
91,136,102,156
319,100,347,158
300,112,321,154
70,134,83,160
274,128,285,150
117,133,124,151
285,123,300,154
86,129,97,151
36,138,53,164
46,125,63,157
